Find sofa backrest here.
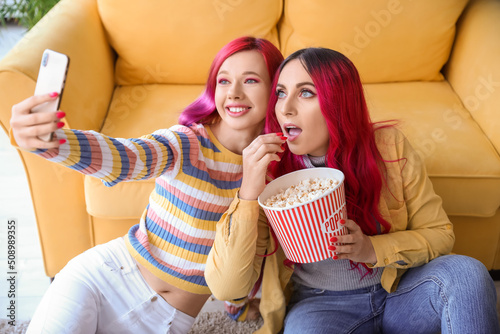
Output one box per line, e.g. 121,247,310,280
97,0,282,85
98,0,469,86
279,0,469,83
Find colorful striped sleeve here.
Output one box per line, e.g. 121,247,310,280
33,127,187,186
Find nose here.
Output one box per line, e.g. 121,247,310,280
228,81,243,100
278,96,296,117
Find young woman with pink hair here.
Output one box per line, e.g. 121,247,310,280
10,36,284,333
206,48,499,333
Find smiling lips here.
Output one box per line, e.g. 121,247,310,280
283,123,302,141
226,105,251,117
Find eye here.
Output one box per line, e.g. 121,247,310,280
245,78,260,84
276,89,286,99
300,89,315,98
218,78,230,85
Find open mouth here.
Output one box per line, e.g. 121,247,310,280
284,124,302,140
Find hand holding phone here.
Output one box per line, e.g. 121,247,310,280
32,49,69,141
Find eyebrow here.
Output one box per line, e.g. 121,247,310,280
276,81,315,89
217,70,263,77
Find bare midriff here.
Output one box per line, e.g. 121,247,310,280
137,262,211,318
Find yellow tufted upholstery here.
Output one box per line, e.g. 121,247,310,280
0,0,499,278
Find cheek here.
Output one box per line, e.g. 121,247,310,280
319,122,330,150
309,115,329,146
214,90,224,107
255,88,270,107
275,108,285,124
274,101,283,116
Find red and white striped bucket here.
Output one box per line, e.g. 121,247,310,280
258,168,348,263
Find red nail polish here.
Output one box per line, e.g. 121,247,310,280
56,111,66,119
49,92,59,98
280,136,287,141
59,139,66,145
333,255,339,260
57,122,65,128
330,236,337,242
328,245,336,251
276,132,283,136
340,219,345,225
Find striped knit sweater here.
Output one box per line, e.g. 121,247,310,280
35,123,243,294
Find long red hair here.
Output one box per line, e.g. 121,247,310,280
266,48,393,273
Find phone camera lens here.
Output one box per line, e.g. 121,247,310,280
42,53,49,67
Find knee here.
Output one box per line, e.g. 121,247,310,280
284,303,316,334
284,314,310,334
449,255,489,278
432,255,493,288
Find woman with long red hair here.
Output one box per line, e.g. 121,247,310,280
206,48,499,333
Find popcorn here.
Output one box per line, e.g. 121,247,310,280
264,177,339,208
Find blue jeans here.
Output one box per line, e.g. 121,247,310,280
284,255,499,334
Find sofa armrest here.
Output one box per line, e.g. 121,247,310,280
0,0,115,132
443,0,500,155
0,0,116,277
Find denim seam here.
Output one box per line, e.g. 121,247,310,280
387,276,451,333
347,293,385,334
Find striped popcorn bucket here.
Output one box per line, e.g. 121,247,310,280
258,168,348,263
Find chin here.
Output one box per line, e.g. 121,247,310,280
287,146,306,156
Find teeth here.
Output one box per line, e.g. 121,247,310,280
228,107,247,113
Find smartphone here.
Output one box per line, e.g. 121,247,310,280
32,49,70,141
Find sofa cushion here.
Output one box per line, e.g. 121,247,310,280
85,84,204,218
365,81,500,216
279,0,469,83
97,0,282,85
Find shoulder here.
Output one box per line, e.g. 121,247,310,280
373,124,407,156
150,123,207,141
373,124,405,146
169,122,206,136
373,124,422,167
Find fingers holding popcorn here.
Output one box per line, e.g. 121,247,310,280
239,133,286,200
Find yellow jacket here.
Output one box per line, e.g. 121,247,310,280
205,127,455,334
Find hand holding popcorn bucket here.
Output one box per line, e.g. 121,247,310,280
258,168,348,263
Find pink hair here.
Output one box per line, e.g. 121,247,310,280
266,48,394,274
178,36,284,126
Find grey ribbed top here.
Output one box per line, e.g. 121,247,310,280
291,155,383,291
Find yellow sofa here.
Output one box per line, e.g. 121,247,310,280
1,0,499,278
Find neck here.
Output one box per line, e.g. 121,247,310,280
306,154,327,167
210,121,264,155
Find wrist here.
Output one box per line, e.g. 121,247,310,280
238,189,258,201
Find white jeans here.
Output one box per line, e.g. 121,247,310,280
26,238,195,334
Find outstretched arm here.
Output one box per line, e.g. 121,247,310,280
11,94,189,186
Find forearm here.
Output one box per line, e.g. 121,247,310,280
369,223,454,269
31,127,176,186
205,196,269,301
